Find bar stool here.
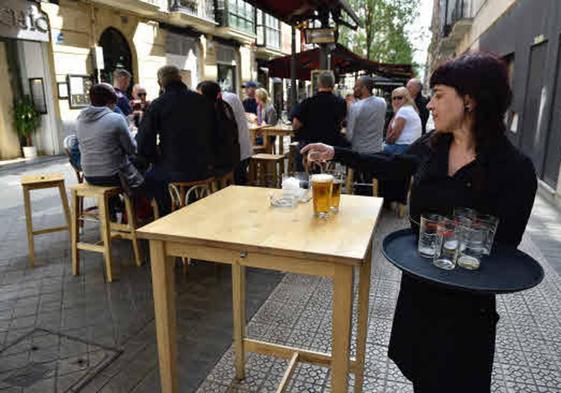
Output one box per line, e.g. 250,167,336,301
21,174,71,267
70,183,142,282
249,153,285,188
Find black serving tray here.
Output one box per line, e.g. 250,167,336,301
382,229,544,294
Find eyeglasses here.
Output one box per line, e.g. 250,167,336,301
392,96,404,101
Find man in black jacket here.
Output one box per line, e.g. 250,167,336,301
137,65,215,215
406,78,430,134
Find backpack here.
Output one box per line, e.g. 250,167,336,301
213,99,241,175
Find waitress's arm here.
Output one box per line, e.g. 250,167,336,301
494,155,537,247
333,135,427,180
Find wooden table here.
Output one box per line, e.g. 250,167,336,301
248,124,266,145
137,186,382,393
261,124,295,155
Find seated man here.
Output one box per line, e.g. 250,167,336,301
76,83,137,188
137,65,215,215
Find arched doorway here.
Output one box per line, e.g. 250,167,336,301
99,27,133,86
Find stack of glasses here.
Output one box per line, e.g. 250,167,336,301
417,208,499,271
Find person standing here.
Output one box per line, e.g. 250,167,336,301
112,69,132,117
407,78,430,134
346,76,387,194
242,81,258,115
302,52,537,393
137,65,215,215
292,71,347,147
222,91,254,185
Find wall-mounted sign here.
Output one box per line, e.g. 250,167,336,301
29,78,47,114
67,74,93,109
304,28,336,45
0,0,50,43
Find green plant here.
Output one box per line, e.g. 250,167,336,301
13,96,41,147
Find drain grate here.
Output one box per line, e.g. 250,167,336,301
0,328,121,392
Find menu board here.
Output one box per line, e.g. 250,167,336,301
67,75,93,109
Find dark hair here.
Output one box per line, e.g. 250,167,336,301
197,81,221,103
89,83,117,107
358,75,375,92
430,51,512,148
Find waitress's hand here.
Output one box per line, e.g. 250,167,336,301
300,143,335,162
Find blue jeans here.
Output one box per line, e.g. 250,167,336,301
383,143,410,155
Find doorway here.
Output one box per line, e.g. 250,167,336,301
99,27,133,86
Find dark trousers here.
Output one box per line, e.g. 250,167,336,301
234,158,251,185
85,174,122,218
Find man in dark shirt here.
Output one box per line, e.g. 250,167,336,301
292,71,347,147
407,78,430,134
137,65,215,215
242,81,258,114
113,69,132,116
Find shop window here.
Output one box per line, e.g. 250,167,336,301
227,0,255,34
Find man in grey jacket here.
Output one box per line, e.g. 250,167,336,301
346,76,386,194
76,83,137,187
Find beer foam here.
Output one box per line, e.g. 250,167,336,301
311,174,334,183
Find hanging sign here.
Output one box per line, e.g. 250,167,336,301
0,0,50,42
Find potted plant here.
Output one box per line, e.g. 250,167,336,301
13,96,41,159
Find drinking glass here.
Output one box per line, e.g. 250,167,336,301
328,170,343,213
433,218,460,270
476,214,499,255
311,174,333,218
457,223,487,270
453,207,477,220
418,213,443,258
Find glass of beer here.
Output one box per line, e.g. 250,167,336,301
329,171,343,213
311,174,333,218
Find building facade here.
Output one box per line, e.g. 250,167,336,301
430,0,561,201
0,0,292,159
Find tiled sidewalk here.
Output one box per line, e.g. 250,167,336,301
196,212,561,393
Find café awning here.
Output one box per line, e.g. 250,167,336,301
243,0,361,27
267,44,414,80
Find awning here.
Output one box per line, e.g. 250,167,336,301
243,0,361,27
267,44,414,80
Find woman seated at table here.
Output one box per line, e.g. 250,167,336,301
302,52,537,393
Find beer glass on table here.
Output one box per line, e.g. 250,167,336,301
328,171,343,213
311,174,333,219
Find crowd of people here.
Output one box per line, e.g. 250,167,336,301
73,64,433,216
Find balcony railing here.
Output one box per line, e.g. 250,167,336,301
442,0,474,37
170,0,215,21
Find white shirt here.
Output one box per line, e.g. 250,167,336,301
222,92,253,161
392,105,422,145
346,95,387,154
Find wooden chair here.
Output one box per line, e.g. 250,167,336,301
21,174,71,267
215,170,235,190
167,177,215,274
249,153,285,188
70,183,142,282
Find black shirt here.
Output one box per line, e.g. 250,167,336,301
242,97,257,114
334,132,537,389
415,94,429,134
293,91,347,146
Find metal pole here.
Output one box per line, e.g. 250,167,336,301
290,26,297,110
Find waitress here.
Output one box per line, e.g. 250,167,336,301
301,52,537,392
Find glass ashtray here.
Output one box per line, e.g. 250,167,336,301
269,193,298,208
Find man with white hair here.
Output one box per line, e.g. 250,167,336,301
406,78,429,134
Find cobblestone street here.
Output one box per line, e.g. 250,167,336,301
1,158,560,392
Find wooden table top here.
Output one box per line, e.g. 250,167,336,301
21,173,65,185
137,186,382,265
262,124,294,132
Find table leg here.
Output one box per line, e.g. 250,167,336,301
331,264,353,392
57,182,71,230
279,135,284,155
22,186,36,267
232,260,246,380
150,240,178,393
354,242,373,392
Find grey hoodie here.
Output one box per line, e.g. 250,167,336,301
76,106,136,178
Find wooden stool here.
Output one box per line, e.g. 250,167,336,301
252,145,267,154
70,183,142,282
21,174,71,267
287,142,300,174
249,153,285,187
